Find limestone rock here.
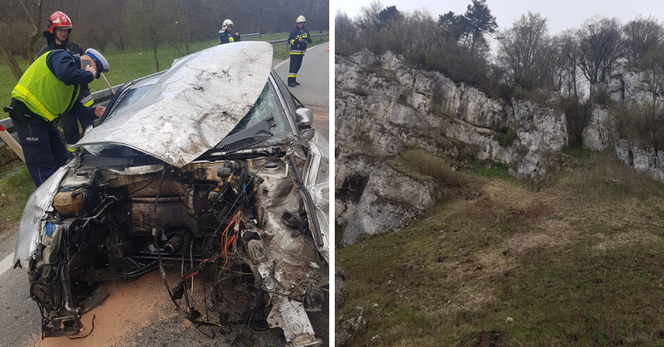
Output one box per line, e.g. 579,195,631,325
583,107,612,151
615,140,664,181
335,306,367,347
336,50,568,244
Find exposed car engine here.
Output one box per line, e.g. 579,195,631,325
27,148,328,346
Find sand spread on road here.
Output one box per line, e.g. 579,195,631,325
35,271,173,347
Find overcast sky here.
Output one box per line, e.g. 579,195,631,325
334,0,664,35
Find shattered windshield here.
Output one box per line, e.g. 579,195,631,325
104,85,151,122
228,81,287,136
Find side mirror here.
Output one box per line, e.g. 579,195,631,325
295,108,314,127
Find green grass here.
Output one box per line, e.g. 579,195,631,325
338,151,664,346
336,222,345,247
0,166,34,227
562,145,600,163
0,32,328,119
473,161,513,180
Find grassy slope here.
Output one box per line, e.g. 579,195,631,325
338,150,664,347
0,32,328,119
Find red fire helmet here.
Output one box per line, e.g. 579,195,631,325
48,11,73,34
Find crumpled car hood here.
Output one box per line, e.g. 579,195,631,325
75,42,273,168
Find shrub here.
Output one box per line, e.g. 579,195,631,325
498,127,518,147
560,97,592,148
400,150,466,186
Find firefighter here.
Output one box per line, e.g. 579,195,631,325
7,48,109,187
37,11,95,150
287,15,312,87
219,19,241,44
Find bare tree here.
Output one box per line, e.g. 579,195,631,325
497,12,549,89
0,36,23,81
0,0,44,80
623,16,663,63
557,31,583,100
19,0,43,64
336,12,358,56
407,9,443,53
127,0,172,72
75,0,121,51
358,1,384,29
577,17,624,87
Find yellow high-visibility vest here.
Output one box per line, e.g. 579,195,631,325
12,50,80,122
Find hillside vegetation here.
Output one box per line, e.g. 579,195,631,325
338,149,664,346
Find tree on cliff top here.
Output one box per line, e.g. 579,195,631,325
497,12,550,90
438,0,497,55
577,17,624,86
623,16,663,64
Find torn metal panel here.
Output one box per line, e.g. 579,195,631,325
267,296,322,347
76,42,273,168
13,166,69,267
303,132,330,262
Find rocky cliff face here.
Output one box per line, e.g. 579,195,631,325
336,51,568,245
615,140,664,181
582,66,664,180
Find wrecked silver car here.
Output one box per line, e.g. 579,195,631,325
13,42,329,346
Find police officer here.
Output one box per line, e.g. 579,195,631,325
287,15,312,87
8,48,109,187
38,11,95,150
219,19,241,44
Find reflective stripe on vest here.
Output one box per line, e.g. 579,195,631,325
11,50,80,122
81,94,94,107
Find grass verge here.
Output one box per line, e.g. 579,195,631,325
338,150,664,346
0,166,34,230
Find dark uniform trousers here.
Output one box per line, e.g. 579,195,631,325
61,112,94,146
11,115,68,187
288,55,304,84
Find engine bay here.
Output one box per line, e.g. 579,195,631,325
27,149,328,346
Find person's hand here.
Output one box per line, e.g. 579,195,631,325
235,31,239,36
298,38,304,42
85,64,97,77
94,106,106,118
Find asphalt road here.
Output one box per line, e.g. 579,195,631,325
275,43,330,140
0,43,331,347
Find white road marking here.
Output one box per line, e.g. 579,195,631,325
274,43,327,71
0,252,15,275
